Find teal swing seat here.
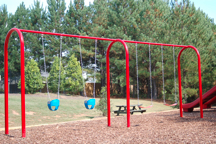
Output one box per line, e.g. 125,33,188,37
84,99,96,110
80,39,97,110
47,99,60,111
42,35,62,112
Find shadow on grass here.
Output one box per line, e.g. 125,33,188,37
85,116,94,119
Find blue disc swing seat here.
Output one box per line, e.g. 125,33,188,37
47,99,60,111
84,99,96,110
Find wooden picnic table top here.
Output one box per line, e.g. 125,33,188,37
114,104,146,116
115,104,143,107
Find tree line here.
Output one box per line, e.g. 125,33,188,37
0,0,215,103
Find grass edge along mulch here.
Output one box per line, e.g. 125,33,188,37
0,93,176,129
0,108,180,131
0,107,215,143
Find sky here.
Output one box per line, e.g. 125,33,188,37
0,0,215,23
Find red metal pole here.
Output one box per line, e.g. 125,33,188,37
4,28,201,137
19,29,187,48
177,52,183,117
4,28,26,137
106,42,113,127
177,45,203,118
4,30,9,136
106,39,130,127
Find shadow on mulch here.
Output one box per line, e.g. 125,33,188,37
157,108,216,123
4,134,14,138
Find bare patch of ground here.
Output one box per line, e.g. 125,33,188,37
73,114,87,119
42,116,51,120
0,108,215,143
12,110,19,116
25,111,35,115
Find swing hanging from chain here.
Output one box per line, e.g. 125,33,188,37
79,38,96,110
42,35,62,111
136,43,153,109
161,45,177,106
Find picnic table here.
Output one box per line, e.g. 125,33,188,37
114,104,146,116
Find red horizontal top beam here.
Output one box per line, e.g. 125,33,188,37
20,29,186,48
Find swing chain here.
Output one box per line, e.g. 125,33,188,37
41,34,51,101
79,38,87,97
57,36,62,99
173,46,177,103
149,44,153,105
161,45,165,104
93,39,97,98
136,44,153,106
135,43,139,104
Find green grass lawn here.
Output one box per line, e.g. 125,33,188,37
0,93,176,129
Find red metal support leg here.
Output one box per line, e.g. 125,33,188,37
106,39,130,127
4,31,9,135
4,28,26,137
3,28,199,137
178,45,203,118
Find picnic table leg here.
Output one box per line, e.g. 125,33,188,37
124,106,126,111
130,106,135,115
133,106,136,110
117,107,121,116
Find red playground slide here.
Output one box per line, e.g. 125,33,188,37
183,86,216,112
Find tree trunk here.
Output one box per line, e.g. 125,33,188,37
110,73,112,93
123,85,126,98
133,79,135,98
100,62,106,87
152,78,157,99
183,69,187,102
147,78,150,99
118,79,121,94
100,46,106,87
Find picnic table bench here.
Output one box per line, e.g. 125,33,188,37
114,104,146,116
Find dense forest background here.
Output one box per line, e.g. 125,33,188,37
0,0,216,103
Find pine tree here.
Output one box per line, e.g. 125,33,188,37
95,86,109,116
105,0,144,96
89,0,114,87
18,59,44,94
64,54,83,94
64,0,87,65
99,0,171,99
45,0,66,72
6,2,30,77
64,0,98,86
0,5,9,77
165,0,215,102
25,0,47,69
48,57,64,92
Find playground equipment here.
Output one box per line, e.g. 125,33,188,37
4,28,205,138
161,45,177,106
79,38,97,110
42,35,62,111
136,43,153,109
182,85,216,112
178,46,203,118
136,44,177,108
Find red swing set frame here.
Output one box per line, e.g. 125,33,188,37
4,28,203,138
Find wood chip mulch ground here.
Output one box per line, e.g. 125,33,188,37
0,108,215,144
